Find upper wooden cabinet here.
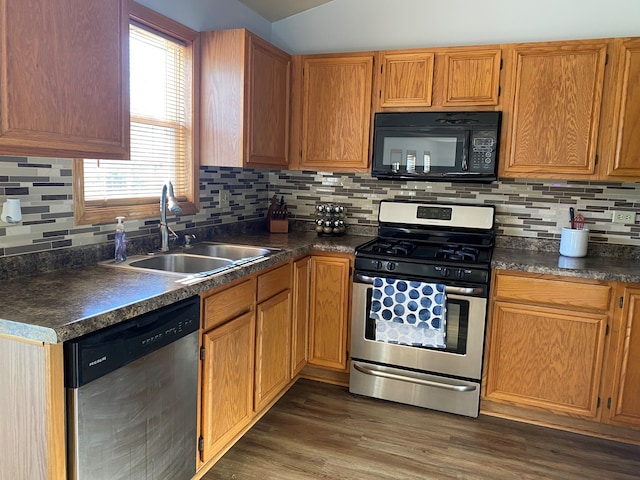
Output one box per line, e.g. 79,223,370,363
599,38,640,180
374,46,502,111
200,29,291,169
291,53,374,172
499,39,609,179
378,51,435,108
0,0,129,159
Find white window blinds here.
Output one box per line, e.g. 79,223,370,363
83,23,189,202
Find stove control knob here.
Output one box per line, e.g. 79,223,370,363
437,267,449,277
372,260,383,270
386,262,396,271
456,268,466,279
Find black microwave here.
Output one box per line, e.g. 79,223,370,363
371,111,501,182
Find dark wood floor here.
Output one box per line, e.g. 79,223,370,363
202,379,640,480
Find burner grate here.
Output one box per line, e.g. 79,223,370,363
371,240,416,256
435,244,479,262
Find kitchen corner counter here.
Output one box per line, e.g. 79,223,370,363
492,247,640,284
0,232,373,344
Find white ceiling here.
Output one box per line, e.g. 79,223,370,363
236,0,333,21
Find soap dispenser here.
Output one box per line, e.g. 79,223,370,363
115,216,127,263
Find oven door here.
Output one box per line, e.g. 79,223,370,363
350,274,488,381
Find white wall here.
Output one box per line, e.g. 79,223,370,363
137,0,271,39
271,0,640,53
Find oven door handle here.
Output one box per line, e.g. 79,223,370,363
352,362,477,392
355,274,483,295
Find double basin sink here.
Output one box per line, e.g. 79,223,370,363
104,242,279,282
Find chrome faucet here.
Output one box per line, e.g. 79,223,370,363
160,181,182,252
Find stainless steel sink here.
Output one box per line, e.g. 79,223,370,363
183,242,272,260
128,254,234,274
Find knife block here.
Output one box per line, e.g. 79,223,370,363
268,205,289,233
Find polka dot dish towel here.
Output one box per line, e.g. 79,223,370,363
370,277,447,349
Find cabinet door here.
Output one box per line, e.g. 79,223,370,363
607,286,640,427
379,52,434,108
291,257,311,377
604,38,640,179
245,34,291,169
0,0,129,159
200,311,255,463
308,255,351,371
486,301,607,418
442,48,501,106
300,54,373,171
500,40,608,178
254,290,292,411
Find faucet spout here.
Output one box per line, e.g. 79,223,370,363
160,181,182,252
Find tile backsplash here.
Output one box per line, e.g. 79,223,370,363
1,155,640,258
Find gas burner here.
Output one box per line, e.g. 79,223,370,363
371,240,416,256
435,244,479,262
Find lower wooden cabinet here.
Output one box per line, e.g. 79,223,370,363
606,284,640,427
200,310,255,461
254,289,292,411
308,254,352,371
484,270,640,440
291,257,311,377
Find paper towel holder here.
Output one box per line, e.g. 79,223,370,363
0,198,22,225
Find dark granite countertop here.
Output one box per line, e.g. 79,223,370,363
0,232,373,344
492,247,640,283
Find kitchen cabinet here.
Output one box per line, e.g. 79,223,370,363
254,264,292,411
200,279,256,463
200,29,291,168
0,0,129,159
291,257,311,377
0,337,66,479
485,271,611,418
374,46,501,110
291,53,374,172
605,284,640,428
308,254,352,371
599,37,640,180
499,39,608,179
377,51,435,108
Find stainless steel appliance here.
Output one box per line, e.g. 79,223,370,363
64,296,200,480
349,201,495,417
371,111,501,181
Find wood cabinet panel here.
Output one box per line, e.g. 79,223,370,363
200,29,290,168
202,279,255,331
607,286,640,427
603,38,640,179
500,40,608,178
291,257,311,377
493,273,611,311
486,301,606,417
442,49,501,106
308,255,351,371
299,54,373,171
379,52,434,107
0,0,129,159
254,290,292,411
200,311,255,462
257,263,291,303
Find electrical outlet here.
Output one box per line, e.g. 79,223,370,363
612,210,637,224
220,191,230,209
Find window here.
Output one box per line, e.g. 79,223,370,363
74,4,199,225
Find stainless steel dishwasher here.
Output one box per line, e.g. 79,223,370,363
64,296,200,480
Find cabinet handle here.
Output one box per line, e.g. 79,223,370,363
353,362,477,392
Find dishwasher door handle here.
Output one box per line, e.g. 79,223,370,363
353,362,477,392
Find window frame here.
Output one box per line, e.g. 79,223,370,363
73,2,200,225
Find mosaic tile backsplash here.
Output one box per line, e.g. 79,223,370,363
1,155,640,258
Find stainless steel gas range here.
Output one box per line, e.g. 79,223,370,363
349,200,495,417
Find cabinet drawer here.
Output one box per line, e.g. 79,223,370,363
257,263,291,303
203,279,255,331
494,273,611,311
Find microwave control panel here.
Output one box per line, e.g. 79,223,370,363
469,129,498,172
